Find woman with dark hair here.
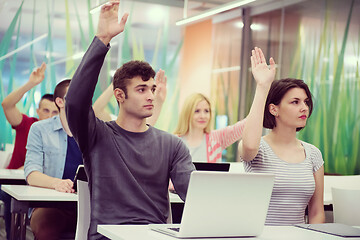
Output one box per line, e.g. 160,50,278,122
238,47,325,225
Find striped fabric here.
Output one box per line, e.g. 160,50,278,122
206,119,246,163
242,138,324,225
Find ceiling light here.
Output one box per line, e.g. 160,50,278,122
234,21,244,28
176,0,256,26
90,2,107,15
48,52,85,66
0,34,47,62
250,23,264,31
147,6,166,24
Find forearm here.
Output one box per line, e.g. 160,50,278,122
308,167,325,223
2,81,35,108
147,101,163,126
212,119,246,148
308,211,325,224
241,84,271,161
67,37,109,111
27,171,61,189
93,83,114,118
66,36,109,147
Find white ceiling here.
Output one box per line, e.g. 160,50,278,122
0,0,306,83
0,0,289,39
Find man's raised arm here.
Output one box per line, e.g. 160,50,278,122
2,62,46,127
65,1,128,151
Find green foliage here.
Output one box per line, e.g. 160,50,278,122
295,0,359,175
0,1,24,147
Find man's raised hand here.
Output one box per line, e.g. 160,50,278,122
28,62,46,86
96,0,129,46
154,69,167,104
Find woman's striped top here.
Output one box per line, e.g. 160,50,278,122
242,138,324,225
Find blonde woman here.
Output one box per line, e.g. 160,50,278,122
174,93,246,163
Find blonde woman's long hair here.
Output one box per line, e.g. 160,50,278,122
174,93,212,136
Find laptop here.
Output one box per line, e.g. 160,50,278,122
193,162,230,172
149,171,275,238
295,223,360,237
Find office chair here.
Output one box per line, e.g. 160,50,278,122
75,179,91,240
332,187,360,226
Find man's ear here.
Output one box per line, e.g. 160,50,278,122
55,97,64,109
114,88,125,103
269,103,278,117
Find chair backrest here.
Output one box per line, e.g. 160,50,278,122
332,187,360,226
75,176,171,238
167,191,172,224
0,143,14,168
324,175,360,204
75,180,91,240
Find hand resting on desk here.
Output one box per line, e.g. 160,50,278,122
27,171,75,193
53,179,75,193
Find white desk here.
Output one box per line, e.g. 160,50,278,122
229,162,245,173
98,225,360,240
1,185,77,240
169,192,182,203
0,169,26,185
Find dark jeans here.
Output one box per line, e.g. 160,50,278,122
30,207,77,240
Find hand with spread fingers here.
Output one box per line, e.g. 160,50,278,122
29,62,47,86
96,0,129,45
154,69,167,104
250,47,276,87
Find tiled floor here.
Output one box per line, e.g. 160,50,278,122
0,217,34,240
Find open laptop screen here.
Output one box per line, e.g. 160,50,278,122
193,162,230,172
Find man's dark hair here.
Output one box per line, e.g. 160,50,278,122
113,60,156,98
54,79,71,110
263,78,313,132
40,94,54,102
39,94,54,108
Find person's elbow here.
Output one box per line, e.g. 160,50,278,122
238,142,258,162
308,209,325,224
26,171,38,186
1,98,10,109
24,160,42,185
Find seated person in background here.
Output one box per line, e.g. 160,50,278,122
173,93,246,163
24,80,83,240
92,75,167,125
0,62,58,240
1,62,58,170
65,2,195,239
238,47,325,225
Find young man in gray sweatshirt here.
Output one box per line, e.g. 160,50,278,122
65,1,195,239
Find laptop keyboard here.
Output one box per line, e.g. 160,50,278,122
169,227,180,232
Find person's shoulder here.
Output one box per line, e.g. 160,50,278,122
15,114,38,130
301,140,320,151
30,115,58,130
301,140,323,157
21,113,38,123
